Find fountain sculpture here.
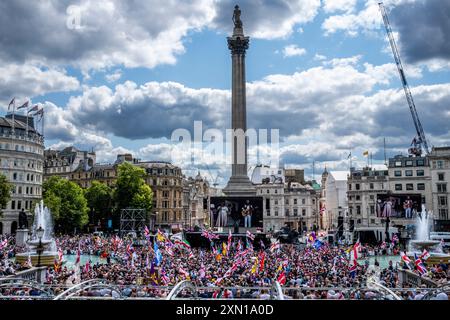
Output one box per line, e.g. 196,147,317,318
15,201,58,266
407,205,450,264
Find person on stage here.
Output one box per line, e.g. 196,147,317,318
216,202,229,227
242,200,254,228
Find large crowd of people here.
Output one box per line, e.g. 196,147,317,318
1,231,449,300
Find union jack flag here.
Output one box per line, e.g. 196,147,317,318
201,229,219,240
126,243,134,256
414,253,427,276
246,230,255,241
144,226,150,240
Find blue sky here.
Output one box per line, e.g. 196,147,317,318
1,0,449,186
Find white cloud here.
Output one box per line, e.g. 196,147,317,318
322,0,357,14
0,63,79,108
105,69,122,83
321,0,420,37
282,45,307,58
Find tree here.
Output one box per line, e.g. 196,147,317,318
43,176,89,233
114,162,153,213
0,174,13,217
85,181,113,228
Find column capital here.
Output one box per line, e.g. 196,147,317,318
227,35,249,55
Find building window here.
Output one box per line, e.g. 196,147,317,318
438,173,445,181
356,195,361,201
355,184,360,190
348,184,352,190
11,201,15,210
293,208,298,216
274,200,278,205
293,199,297,205
417,183,425,190
275,210,278,217
395,184,402,191
356,206,361,215
438,209,448,219
437,183,447,193
437,160,444,169
285,199,289,205
394,170,402,177
285,208,290,216
395,161,402,167
405,160,413,167
417,159,425,166
405,170,413,177
370,183,374,190
406,184,414,191
302,209,306,216
416,170,424,177
302,198,305,205
439,196,448,206
370,206,375,215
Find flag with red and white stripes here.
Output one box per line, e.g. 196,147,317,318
246,230,255,241
277,271,286,285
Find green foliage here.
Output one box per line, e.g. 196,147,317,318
0,174,13,216
114,162,153,212
43,176,89,233
85,180,114,222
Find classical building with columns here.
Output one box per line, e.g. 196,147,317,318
0,114,44,235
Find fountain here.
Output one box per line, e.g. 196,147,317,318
407,205,450,264
15,201,58,266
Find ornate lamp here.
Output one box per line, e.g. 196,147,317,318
36,226,45,267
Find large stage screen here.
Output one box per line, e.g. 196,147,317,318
209,196,263,228
376,193,422,218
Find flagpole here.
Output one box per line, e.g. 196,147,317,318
26,104,29,138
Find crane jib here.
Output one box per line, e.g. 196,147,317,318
378,2,430,155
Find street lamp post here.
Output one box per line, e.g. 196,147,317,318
36,226,45,267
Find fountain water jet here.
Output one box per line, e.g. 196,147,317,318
15,201,58,266
407,205,450,264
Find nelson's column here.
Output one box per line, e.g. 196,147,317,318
223,5,256,197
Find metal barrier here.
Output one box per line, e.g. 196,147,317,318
53,279,123,300
166,280,198,300
0,277,54,297
422,282,450,300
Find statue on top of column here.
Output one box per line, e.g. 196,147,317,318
232,5,242,28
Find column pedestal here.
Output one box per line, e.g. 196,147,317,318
16,229,29,247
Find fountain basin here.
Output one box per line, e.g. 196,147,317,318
15,252,58,267
407,239,450,264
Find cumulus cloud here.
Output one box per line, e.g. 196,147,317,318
41,56,450,176
322,0,357,14
0,63,79,107
212,0,321,39
0,0,215,72
390,0,450,65
321,0,418,37
282,45,307,58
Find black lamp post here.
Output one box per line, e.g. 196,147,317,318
36,226,45,267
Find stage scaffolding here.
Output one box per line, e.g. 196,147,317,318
119,208,148,237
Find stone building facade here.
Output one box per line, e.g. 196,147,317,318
0,115,44,235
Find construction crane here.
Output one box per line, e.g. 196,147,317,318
379,2,430,156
